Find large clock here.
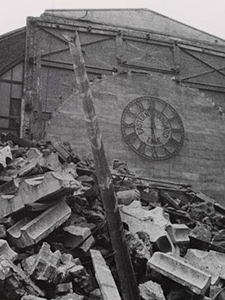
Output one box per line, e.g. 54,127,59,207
121,96,184,161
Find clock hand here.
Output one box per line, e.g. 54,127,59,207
150,105,156,143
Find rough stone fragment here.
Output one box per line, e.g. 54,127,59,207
90,288,103,300
139,280,166,300
8,200,71,248
90,249,121,300
21,296,47,300
120,201,174,253
69,264,93,294
0,255,45,299
185,249,225,284
26,147,43,160
63,225,94,252
55,282,73,295
189,222,212,243
148,252,211,295
0,224,6,238
53,293,84,300
166,224,190,244
212,229,225,249
22,242,61,282
0,239,17,261
0,171,81,218
0,145,12,168
117,189,140,205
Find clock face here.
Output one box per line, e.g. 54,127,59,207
121,96,184,161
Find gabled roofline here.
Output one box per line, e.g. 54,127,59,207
44,8,225,43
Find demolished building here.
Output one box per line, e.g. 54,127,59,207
0,9,225,202
0,8,225,300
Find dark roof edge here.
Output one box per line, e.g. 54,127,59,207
0,27,26,41
44,8,225,43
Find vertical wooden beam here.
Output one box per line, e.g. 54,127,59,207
173,41,180,80
21,17,42,141
68,32,140,300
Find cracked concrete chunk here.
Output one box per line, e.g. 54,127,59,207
148,252,211,295
120,201,174,252
0,145,12,168
0,171,81,218
63,225,94,252
90,249,121,300
185,249,225,285
117,189,140,205
166,224,190,244
8,200,71,248
0,239,17,261
0,255,45,299
22,242,61,282
139,280,166,300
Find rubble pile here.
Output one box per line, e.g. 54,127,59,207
0,132,225,299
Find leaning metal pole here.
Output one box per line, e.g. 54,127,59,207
68,32,140,300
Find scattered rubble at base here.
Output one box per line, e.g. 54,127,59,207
0,133,225,299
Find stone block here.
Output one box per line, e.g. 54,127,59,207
90,249,121,300
22,242,61,282
53,293,84,300
139,280,166,300
184,249,225,285
117,189,140,205
166,224,190,244
0,239,17,261
0,145,12,168
69,264,93,294
90,289,103,300
21,296,47,300
55,282,73,295
63,225,94,252
8,200,71,248
120,201,174,253
0,255,45,299
148,252,211,295
0,224,7,238
0,171,81,218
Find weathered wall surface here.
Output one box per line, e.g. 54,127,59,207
46,73,225,204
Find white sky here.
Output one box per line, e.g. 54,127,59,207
0,0,225,40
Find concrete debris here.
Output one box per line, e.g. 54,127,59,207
184,249,225,285
120,200,174,253
0,238,17,261
63,225,94,252
0,145,12,168
139,280,166,300
8,200,71,248
0,255,45,299
166,224,190,244
0,137,225,299
90,249,121,300
148,252,211,295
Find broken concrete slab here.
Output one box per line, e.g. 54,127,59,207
0,255,45,299
0,145,12,168
184,249,225,285
120,200,174,253
69,264,94,294
139,280,166,300
22,242,61,282
63,225,94,252
53,293,84,300
90,249,121,300
166,224,190,244
8,200,71,248
148,252,211,295
21,296,47,300
117,189,140,205
0,239,17,261
0,171,81,218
